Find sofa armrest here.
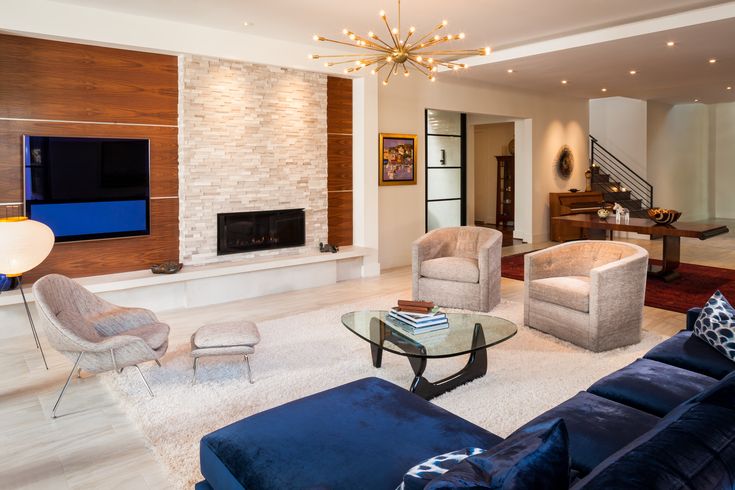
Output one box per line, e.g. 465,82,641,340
686,307,702,331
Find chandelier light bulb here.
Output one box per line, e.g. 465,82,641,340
343,28,348,35
404,71,410,77
368,31,375,38
484,47,491,55
379,10,386,17
459,33,465,39
392,27,398,34
383,80,389,85
410,26,416,33
429,76,436,82
416,56,423,62
442,20,448,26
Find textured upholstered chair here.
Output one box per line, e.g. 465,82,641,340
412,226,502,312
524,240,649,352
33,274,170,417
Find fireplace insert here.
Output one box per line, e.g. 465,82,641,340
217,209,305,255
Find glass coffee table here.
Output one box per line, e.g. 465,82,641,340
341,310,517,400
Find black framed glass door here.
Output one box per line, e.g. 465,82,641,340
425,109,466,231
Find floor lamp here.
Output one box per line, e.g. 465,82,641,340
0,216,55,370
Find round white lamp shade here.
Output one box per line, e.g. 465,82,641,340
0,217,55,276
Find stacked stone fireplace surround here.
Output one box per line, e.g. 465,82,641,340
178,55,328,265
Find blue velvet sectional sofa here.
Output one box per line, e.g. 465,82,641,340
196,307,735,489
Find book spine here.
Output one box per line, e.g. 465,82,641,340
397,299,435,308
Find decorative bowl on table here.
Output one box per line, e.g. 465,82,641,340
647,208,682,225
597,208,610,219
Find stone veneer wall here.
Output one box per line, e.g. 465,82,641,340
179,55,328,264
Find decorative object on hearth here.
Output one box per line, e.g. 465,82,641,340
647,208,682,225
508,138,515,156
568,188,579,193
0,216,55,369
319,242,339,253
380,133,417,185
151,261,183,274
584,168,592,192
597,208,610,220
309,0,490,84
555,145,574,179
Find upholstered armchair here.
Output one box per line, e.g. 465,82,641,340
412,226,502,312
524,241,649,352
33,274,170,417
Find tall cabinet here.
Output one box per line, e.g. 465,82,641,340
495,155,514,227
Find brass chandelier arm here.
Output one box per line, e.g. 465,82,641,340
409,23,447,48
406,58,431,77
413,49,487,56
381,13,400,48
317,37,387,51
346,31,394,52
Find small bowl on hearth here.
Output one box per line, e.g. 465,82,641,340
597,208,610,220
647,208,682,225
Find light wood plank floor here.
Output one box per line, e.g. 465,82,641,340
1,220,733,489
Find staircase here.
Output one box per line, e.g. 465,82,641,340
589,136,653,218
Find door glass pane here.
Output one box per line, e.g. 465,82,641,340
427,109,461,136
427,168,461,200
427,136,461,167
427,200,461,230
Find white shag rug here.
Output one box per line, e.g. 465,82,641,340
101,295,665,489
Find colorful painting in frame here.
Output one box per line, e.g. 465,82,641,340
379,133,417,186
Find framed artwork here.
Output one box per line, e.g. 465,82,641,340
379,133,417,186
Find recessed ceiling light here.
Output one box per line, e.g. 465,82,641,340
507,69,514,73
601,88,607,92
709,58,717,64
561,80,568,84
629,70,637,75
666,41,675,47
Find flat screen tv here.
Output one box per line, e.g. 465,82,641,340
24,136,150,242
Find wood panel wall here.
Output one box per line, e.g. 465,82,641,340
0,34,179,282
327,76,353,246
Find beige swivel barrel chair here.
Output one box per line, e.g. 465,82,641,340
412,226,502,312
524,241,649,352
33,274,170,417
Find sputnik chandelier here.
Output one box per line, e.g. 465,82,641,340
309,0,490,85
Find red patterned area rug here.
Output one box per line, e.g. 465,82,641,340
501,253,735,314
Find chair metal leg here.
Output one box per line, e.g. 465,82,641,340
191,357,199,385
19,279,48,370
155,359,162,367
52,352,83,418
131,365,154,397
244,355,253,384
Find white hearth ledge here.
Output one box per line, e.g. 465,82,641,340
0,246,372,339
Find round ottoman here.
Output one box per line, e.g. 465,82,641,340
190,320,261,384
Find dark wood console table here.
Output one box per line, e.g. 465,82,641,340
552,214,729,281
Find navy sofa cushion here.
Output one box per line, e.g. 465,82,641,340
588,358,717,417
200,377,502,490
572,402,735,489
694,370,735,409
425,418,570,490
644,330,735,380
512,391,659,476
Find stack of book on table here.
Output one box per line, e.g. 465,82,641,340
386,300,448,334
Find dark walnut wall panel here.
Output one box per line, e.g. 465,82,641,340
327,76,353,246
0,34,179,281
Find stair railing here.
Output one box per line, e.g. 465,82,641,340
589,135,653,210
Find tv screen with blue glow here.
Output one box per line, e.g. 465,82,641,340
24,136,150,242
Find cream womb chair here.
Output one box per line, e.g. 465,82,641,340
524,240,649,352
33,274,170,418
412,226,502,312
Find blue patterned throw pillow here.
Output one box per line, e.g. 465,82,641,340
397,447,486,490
693,290,735,362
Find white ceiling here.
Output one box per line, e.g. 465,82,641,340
458,17,735,105
52,0,727,48
50,0,735,104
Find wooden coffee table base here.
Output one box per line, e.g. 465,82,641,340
369,318,488,400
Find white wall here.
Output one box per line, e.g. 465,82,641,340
473,123,515,224
647,101,711,220
713,102,735,218
378,78,588,269
590,97,648,178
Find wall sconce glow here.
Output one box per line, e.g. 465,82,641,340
728,86,733,90
666,41,675,47
629,70,637,75
507,69,514,73
561,80,568,84
709,58,717,64
601,88,607,92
